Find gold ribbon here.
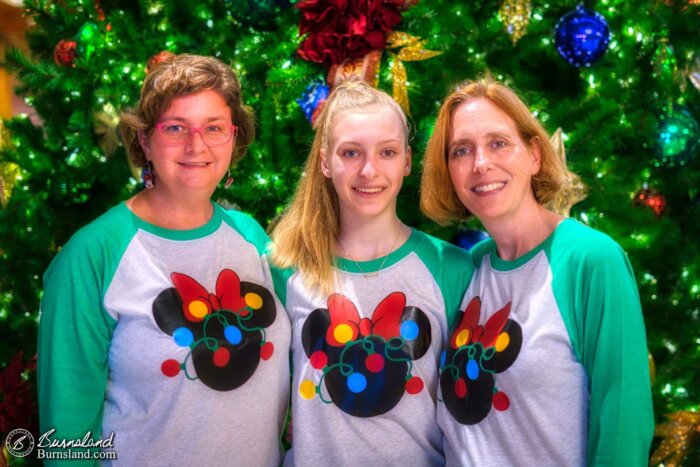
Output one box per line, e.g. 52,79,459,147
93,103,121,158
651,411,700,467
386,32,443,115
545,128,587,217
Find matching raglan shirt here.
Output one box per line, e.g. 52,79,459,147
438,218,653,466
39,205,652,466
282,229,474,467
38,202,291,466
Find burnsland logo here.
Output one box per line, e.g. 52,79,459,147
5,428,35,458
4,428,117,460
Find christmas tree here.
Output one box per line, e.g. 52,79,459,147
1,0,699,464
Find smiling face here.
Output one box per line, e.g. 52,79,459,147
320,105,411,225
139,89,234,196
447,98,541,224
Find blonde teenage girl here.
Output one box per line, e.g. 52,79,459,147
272,80,474,466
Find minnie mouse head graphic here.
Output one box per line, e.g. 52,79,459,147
153,269,276,391
440,297,522,424
299,292,431,418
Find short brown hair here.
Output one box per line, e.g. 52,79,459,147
420,78,567,225
119,54,255,168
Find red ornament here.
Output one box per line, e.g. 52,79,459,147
146,51,176,73
161,359,181,377
213,347,231,367
95,0,106,21
365,353,385,373
53,40,77,67
260,342,274,361
296,0,404,65
493,391,510,411
633,187,667,217
309,350,328,369
454,378,467,399
405,376,424,395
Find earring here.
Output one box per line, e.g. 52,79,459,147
142,160,155,189
224,169,233,189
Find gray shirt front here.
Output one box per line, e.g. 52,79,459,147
284,230,473,466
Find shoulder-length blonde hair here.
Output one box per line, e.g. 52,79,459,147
420,78,567,225
119,53,255,168
270,79,409,293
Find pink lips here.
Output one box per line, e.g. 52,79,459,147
178,162,211,168
471,181,507,195
353,186,385,196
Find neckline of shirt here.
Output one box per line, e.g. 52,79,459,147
118,200,223,240
486,218,576,272
334,228,422,274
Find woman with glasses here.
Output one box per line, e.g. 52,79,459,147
38,54,291,466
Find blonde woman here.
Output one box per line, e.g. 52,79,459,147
272,80,474,466
421,79,653,466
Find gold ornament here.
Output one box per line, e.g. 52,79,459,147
0,118,9,149
545,128,587,217
648,351,656,384
651,411,700,467
0,120,20,209
0,161,21,209
386,31,443,115
498,0,532,45
93,103,121,158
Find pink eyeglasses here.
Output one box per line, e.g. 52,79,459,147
154,122,238,147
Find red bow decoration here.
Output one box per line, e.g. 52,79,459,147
450,297,512,349
296,0,404,65
171,269,248,322
325,292,407,346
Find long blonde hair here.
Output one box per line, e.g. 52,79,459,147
270,80,409,293
420,78,567,225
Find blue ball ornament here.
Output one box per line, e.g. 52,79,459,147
224,325,243,345
400,320,419,341
554,5,610,67
297,79,330,124
452,228,490,251
173,327,194,347
347,372,367,393
466,359,480,380
656,107,699,166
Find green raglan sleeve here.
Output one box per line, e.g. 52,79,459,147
38,226,118,465
415,233,475,329
574,240,653,466
268,263,294,308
